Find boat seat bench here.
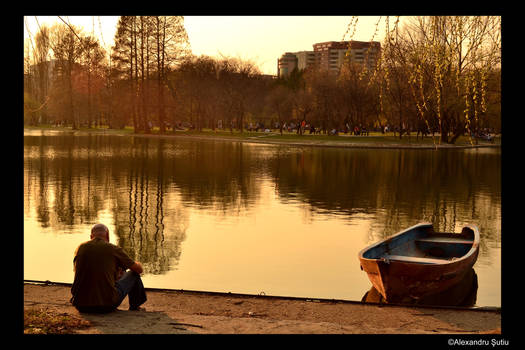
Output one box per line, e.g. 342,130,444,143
416,237,474,245
382,254,452,264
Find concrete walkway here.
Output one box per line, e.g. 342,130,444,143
24,282,501,335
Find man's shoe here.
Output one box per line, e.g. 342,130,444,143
129,306,146,311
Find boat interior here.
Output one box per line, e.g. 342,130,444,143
362,226,475,264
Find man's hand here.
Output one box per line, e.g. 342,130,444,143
130,261,143,275
116,267,125,280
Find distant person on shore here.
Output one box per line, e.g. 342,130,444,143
70,223,147,313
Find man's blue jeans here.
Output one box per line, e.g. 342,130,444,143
115,271,147,310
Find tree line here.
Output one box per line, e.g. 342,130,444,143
24,16,500,144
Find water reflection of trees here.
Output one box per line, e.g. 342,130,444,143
24,133,501,273
24,134,267,274
270,147,501,250
24,134,189,275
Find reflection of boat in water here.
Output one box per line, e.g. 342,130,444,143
362,268,478,307
358,222,480,303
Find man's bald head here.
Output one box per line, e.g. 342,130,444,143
91,223,109,242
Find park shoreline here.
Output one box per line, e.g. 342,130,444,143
24,126,501,150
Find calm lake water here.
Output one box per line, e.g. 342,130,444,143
23,129,501,307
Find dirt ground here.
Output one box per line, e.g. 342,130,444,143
23,283,501,335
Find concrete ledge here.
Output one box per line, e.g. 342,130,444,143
24,282,501,334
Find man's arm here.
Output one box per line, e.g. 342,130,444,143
129,261,143,274
114,245,143,275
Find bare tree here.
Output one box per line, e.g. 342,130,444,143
112,16,138,131
216,57,261,133
151,16,191,132
265,84,293,135
337,63,379,134
49,23,84,129
305,68,338,134
34,26,51,124
80,35,106,128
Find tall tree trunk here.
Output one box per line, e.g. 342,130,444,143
68,62,76,129
157,17,167,133
145,19,150,131
140,16,149,134
440,115,449,143
133,17,141,132
87,60,92,128
130,18,138,132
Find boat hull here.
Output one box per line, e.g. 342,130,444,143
362,268,478,306
358,223,480,303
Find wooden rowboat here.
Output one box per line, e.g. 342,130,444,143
358,222,480,303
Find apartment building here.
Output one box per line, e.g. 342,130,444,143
277,52,298,78
314,40,380,73
295,51,317,71
278,40,381,78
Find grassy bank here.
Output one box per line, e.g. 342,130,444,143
24,125,501,149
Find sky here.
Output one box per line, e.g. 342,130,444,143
24,16,396,76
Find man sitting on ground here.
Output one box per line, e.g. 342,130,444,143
70,223,147,313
